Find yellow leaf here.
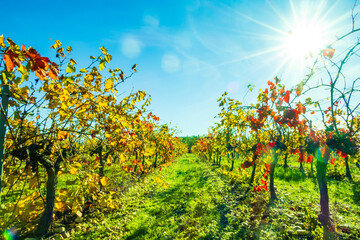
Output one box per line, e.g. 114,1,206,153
29,177,37,189
18,86,30,99
70,166,78,175
58,188,69,197
0,35,5,48
66,64,75,73
99,46,107,55
55,201,66,211
67,46,72,53
105,132,111,139
73,162,82,168
106,155,112,166
154,177,163,184
59,94,68,102
100,176,109,186
104,54,112,63
105,79,114,92
69,58,77,65
99,61,106,71
51,40,62,49
120,153,126,163
139,91,146,100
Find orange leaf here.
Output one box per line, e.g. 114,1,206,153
57,131,68,141
4,54,15,72
48,64,59,80
323,48,335,58
35,69,46,80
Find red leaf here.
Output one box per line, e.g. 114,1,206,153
284,90,290,103
337,150,348,158
306,155,313,163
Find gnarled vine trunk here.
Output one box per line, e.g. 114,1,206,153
345,156,353,182
249,162,256,185
269,153,278,203
316,146,332,239
229,152,234,172
36,155,62,237
283,152,288,168
316,160,331,238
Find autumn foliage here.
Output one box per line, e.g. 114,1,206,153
0,36,186,237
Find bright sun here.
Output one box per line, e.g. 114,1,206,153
283,20,327,59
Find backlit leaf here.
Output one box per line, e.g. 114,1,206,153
323,48,335,58
99,61,106,71
4,54,15,72
66,63,75,73
284,90,290,103
105,79,113,91
51,40,62,49
0,35,5,48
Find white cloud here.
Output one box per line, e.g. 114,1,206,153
121,36,142,58
161,53,180,73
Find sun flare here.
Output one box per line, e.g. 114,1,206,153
284,21,327,59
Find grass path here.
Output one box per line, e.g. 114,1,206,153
70,154,236,240
60,154,360,239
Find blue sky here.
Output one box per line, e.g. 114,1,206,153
2,0,357,136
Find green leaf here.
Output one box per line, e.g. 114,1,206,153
66,64,75,73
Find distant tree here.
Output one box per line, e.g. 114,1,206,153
180,136,200,153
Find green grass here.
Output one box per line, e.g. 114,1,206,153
66,154,235,239
45,154,360,239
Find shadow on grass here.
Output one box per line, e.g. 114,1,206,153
125,227,148,240
352,183,360,206
275,167,305,182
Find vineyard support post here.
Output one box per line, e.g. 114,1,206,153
0,84,9,204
